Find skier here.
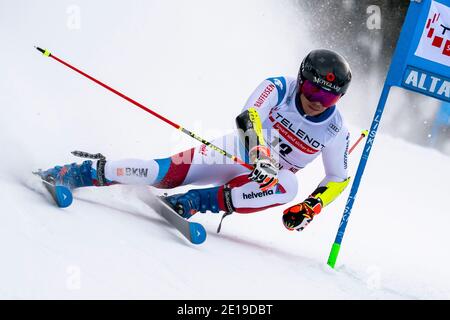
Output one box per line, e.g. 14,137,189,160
38,49,352,232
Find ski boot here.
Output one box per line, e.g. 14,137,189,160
37,151,109,189
165,186,228,219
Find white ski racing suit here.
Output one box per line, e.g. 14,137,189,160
100,77,350,213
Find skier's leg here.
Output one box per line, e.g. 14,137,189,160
102,155,188,188
224,169,298,213
166,169,298,218
40,132,248,189
104,132,248,188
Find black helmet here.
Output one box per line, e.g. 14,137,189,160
298,49,352,96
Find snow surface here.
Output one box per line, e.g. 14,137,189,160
1,0,449,299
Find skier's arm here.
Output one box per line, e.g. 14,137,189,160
236,78,287,190
236,78,286,155
282,128,350,231
310,127,351,208
236,108,279,191
235,107,266,157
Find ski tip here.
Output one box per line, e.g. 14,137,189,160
189,222,207,245
54,185,73,208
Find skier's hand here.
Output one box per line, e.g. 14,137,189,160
248,146,279,192
282,198,322,231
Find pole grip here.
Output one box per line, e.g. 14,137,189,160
35,46,51,57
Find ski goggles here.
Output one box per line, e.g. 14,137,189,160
300,79,342,108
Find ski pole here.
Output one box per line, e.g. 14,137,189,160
34,46,253,171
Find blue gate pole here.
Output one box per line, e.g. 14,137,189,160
327,83,392,268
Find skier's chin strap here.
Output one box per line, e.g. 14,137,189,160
310,177,351,207
71,150,108,186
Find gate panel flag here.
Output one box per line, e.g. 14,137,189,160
415,1,450,64
386,0,450,103
328,0,450,269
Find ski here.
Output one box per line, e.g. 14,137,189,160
31,171,206,244
140,192,207,245
32,171,73,208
